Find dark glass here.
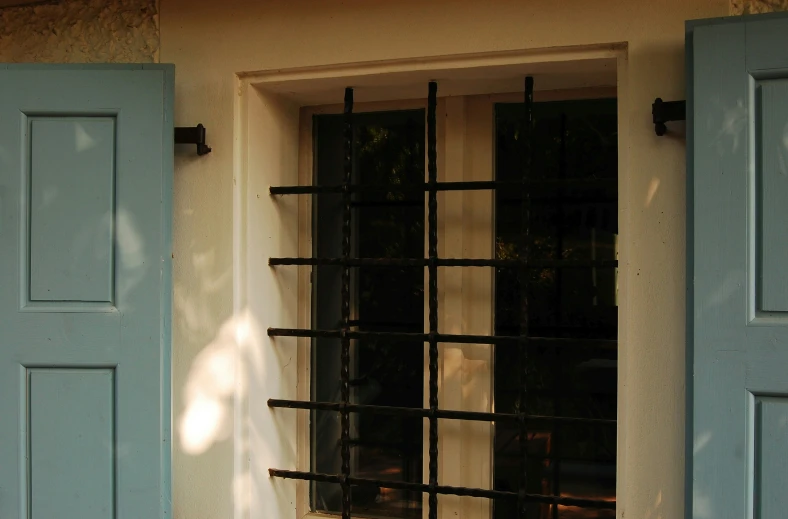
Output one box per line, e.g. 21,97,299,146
493,99,618,519
312,110,425,518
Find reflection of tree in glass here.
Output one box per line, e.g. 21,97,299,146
312,110,426,519
494,99,618,519
354,114,426,518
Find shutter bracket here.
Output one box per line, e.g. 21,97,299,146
652,99,686,136
175,124,211,155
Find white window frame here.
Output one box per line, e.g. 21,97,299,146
294,87,617,519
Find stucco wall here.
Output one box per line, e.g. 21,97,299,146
0,0,158,62
731,0,788,13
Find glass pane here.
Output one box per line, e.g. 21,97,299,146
312,109,425,518
494,99,618,519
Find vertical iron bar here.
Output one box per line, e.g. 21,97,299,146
552,113,567,519
427,81,439,519
341,87,354,519
518,76,534,519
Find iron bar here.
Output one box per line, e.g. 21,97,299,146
497,195,617,205
340,86,353,519
350,199,424,208
269,257,618,268
345,436,613,464
346,437,422,449
496,322,618,333
267,399,616,425
347,319,421,328
427,80,439,519
267,79,619,517
267,327,616,349
267,469,615,510
270,178,616,195
552,112,568,519
517,75,535,519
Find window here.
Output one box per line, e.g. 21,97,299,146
268,81,618,519
493,100,617,519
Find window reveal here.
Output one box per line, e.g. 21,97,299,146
268,80,618,519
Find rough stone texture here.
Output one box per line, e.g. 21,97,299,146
0,0,158,63
731,0,788,13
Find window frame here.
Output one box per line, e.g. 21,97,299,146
293,87,618,519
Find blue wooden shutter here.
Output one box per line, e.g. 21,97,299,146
0,65,173,519
688,13,788,519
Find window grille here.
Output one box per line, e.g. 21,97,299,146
267,78,617,519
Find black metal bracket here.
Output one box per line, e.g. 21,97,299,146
175,124,211,155
652,99,686,136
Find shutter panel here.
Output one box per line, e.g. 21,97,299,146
0,65,173,519
688,13,788,518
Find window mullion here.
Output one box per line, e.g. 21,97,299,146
460,94,495,518
432,94,495,519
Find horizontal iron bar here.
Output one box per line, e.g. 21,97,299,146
269,257,618,268
267,399,616,425
270,178,617,195
347,319,421,328
497,196,617,205
344,437,614,464
267,327,617,349
351,199,424,207
267,469,616,509
353,196,618,206
346,437,422,449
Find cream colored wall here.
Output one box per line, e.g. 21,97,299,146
159,2,726,519
0,0,158,62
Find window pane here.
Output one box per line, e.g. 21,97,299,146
312,110,425,518
494,99,618,519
